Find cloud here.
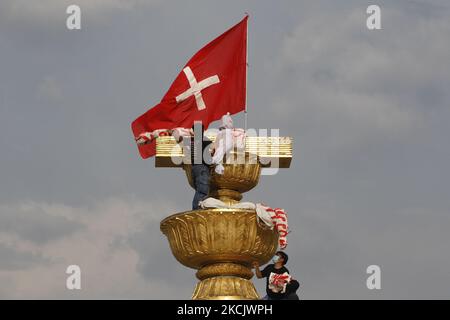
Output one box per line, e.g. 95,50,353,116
289,197,450,299
0,0,161,23
0,243,48,271
0,201,83,244
0,196,196,299
265,3,450,149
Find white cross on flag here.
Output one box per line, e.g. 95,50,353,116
175,67,220,111
132,16,248,159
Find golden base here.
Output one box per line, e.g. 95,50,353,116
192,276,260,300
160,209,278,300
159,155,286,300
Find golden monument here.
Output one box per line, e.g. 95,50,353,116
158,136,292,299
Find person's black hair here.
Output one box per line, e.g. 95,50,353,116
276,251,288,265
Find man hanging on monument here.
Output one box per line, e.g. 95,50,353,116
253,251,300,300
183,121,212,210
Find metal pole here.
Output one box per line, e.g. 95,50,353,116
244,13,249,133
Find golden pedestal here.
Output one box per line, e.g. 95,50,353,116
158,137,292,299
161,208,278,299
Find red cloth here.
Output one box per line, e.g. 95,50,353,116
132,16,248,159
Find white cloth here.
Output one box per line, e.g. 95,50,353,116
255,203,274,228
199,197,255,209
211,128,246,174
255,204,289,249
135,127,193,145
211,128,233,174
172,127,193,142
221,112,234,129
232,128,246,149
135,129,171,145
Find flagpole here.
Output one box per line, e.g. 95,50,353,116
244,13,249,134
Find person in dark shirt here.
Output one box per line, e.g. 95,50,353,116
185,121,212,210
253,251,300,300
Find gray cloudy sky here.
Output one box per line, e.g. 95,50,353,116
1,0,450,299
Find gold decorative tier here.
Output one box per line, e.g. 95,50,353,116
192,276,259,300
157,135,292,299
155,136,292,168
160,208,278,300
183,152,261,205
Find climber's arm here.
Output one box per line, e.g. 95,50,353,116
253,262,263,279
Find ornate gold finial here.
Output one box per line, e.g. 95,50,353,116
159,136,292,299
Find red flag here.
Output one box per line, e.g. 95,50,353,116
131,16,248,159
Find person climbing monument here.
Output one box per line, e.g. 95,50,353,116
187,121,213,210
253,251,300,300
